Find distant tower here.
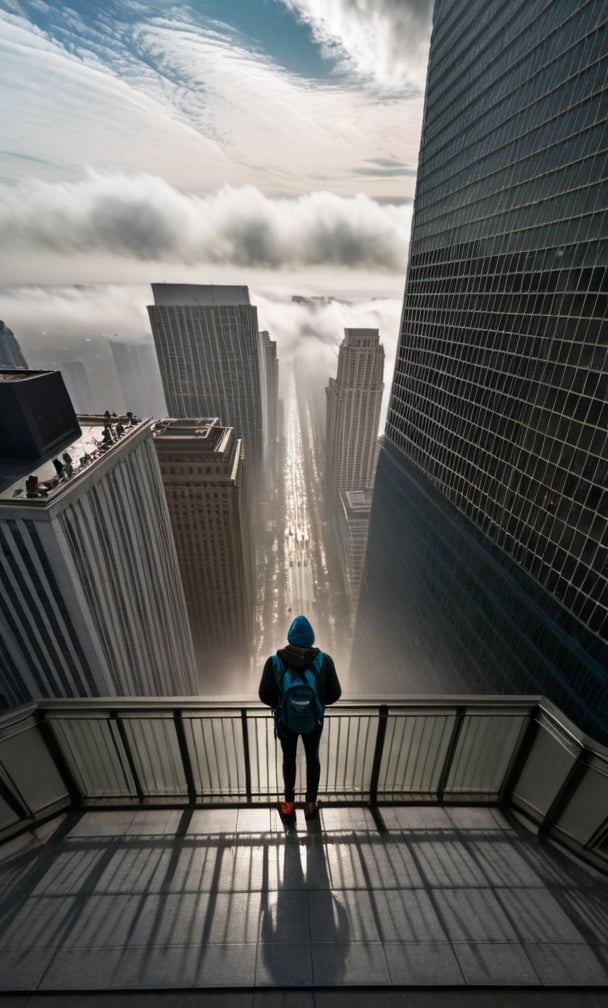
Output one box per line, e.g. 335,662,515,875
0,371,197,709
153,417,255,693
353,0,608,740
261,330,279,483
109,339,166,419
325,329,384,509
337,488,373,613
0,321,28,369
147,285,267,473
60,360,93,413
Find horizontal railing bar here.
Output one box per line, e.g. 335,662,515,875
0,693,606,878
12,694,544,711
0,697,604,754
2,699,605,760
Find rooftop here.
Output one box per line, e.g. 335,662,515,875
152,417,227,447
153,419,238,474
153,417,218,434
150,284,251,308
0,370,34,382
0,414,143,504
344,328,380,342
342,488,374,512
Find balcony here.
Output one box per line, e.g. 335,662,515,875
1,696,607,1000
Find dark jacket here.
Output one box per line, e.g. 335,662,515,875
258,644,342,709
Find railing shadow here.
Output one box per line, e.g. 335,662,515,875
1,805,608,990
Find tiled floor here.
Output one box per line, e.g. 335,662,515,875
0,805,607,993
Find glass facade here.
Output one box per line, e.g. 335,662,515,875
353,0,608,741
148,287,266,473
325,329,384,508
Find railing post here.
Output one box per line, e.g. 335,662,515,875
241,709,252,803
174,710,196,805
437,707,465,802
370,705,389,806
538,747,588,837
35,708,82,808
498,703,540,806
110,711,144,803
585,813,608,854
0,773,30,822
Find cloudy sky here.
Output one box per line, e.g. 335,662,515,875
0,0,432,406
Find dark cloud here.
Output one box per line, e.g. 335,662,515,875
353,159,418,178
0,172,411,271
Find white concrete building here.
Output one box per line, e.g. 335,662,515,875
0,409,197,709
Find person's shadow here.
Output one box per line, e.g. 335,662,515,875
260,819,349,986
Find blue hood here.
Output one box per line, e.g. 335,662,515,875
287,615,315,648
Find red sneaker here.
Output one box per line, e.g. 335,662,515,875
280,801,295,817
304,801,318,820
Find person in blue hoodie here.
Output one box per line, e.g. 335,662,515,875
259,614,341,821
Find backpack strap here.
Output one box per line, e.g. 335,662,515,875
273,650,323,686
311,651,324,675
271,652,284,690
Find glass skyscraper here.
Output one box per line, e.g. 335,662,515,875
0,321,27,369
325,328,384,509
353,0,608,740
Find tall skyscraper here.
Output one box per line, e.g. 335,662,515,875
0,321,27,369
153,417,255,693
261,330,279,484
0,372,197,709
353,0,608,741
147,285,266,473
337,488,373,614
109,339,167,419
325,328,384,509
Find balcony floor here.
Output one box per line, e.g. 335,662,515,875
0,805,607,1004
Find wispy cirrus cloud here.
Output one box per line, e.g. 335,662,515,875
0,7,236,190
0,1,425,293
0,171,411,271
0,2,424,199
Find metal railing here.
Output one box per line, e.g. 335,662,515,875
1,695,607,872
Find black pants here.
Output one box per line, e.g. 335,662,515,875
280,726,322,803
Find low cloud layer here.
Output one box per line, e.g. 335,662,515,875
256,291,401,423
0,172,411,271
0,283,402,428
